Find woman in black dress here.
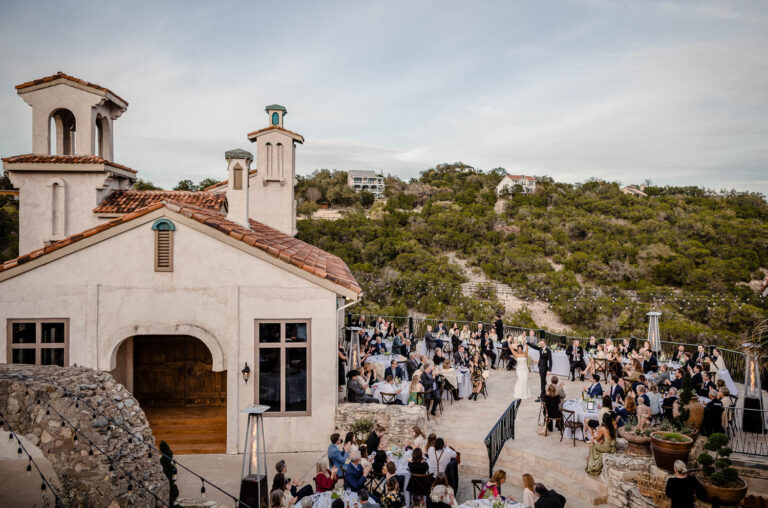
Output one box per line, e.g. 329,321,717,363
665,460,706,508
338,344,347,392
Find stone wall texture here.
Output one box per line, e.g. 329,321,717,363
335,404,428,447
0,364,168,506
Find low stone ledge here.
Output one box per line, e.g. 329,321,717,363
335,403,428,446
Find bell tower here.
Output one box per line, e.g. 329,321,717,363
246,104,304,237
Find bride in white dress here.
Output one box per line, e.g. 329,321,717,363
513,342,532,400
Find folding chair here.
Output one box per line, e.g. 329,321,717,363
365,473,387,498
561,409,583,446
593,358,609,382
542,404,563,438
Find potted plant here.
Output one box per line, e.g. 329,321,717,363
348,417,375,445
675,369,704,431
695,433,747,505
618,416,652,456
650,431,694,471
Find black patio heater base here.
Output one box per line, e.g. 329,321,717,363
239,474,268,508
742,397,764,434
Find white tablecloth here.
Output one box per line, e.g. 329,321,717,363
562,399,601,438
296,491,359,508
371,381,410,405
441,367,472,399
459,499,523,508
365,354,408,381
717,369,738,397
528,350,570,377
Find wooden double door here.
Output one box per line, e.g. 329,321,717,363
133,335,226,407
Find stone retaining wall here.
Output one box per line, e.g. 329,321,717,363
335,403,428,447
0,364,168,506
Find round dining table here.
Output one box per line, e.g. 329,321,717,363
561,399,601,438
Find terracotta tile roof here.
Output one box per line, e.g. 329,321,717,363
246,125,305,143
94,190,226,213
15,71,128,106
2,154,137,174
0,200,361,295
504,174,536,182
204,169,258,191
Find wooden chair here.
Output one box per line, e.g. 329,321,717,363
380,392,398,405
481,380,489,399
408,473,434,505
437,376,453,406
561,409,583,446
542,404,563,438
365,473,386,497
471,479,486,499
593,358,609,382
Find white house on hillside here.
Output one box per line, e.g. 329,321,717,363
0,72,361,455
347,170,385,197
496,174,536,195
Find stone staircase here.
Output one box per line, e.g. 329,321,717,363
451,438,609,506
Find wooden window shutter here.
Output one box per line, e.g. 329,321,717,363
155,230,173,271
233,166,243,190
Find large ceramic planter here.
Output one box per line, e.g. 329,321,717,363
686,402,704,431
650,432,694,472
697,476,748,505
619,427,651,456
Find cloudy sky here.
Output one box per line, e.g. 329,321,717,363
0,0,766,193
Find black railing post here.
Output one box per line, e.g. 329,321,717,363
409,316,414,334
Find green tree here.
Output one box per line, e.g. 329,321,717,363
360,191,375,208
174,179,195,191
132,179,162,190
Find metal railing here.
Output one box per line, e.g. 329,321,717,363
726,406,768,456
483,398,522,477
347,314,748,383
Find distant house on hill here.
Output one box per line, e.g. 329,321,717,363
347,170,385,197
496,174,536,195
621,184,647,197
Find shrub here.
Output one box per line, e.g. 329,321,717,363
697,433,741,487
159,440,179,506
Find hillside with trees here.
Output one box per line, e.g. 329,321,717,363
296,164,768,347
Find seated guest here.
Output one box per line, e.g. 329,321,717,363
636,384,650,408
655,364,672,386
315,457,339,493
410,426,427,452
583,374,603,398
662,387,678,419
551,376,566,401
344,450,370,492
433,347,446,367
479,469,506,499
427,438,457,475
385,461,405,493
392,333,404,356
631,374,647,395
584,344,606,378
272,473,312,506
327,433,350,479
359,490,380,508
691,364,703,389
380,375,404,405
347,371,380,404
698,371,715,397
670,369,683,390
275,460,314,501
430,473,458,508
270,488,293,508
643,350,659,373
363,363,378,386
647,383,663,416
407,376,424,405
367,425,386,455
619,338,633,358
533,483,566,508
684,353,697,373
453,345,469,368
543,384,563,432
586,336,599,351
694,344,708,365
609,375,625,403
381,477,404,508
585,413,617,476
406,353,422,379
384,360,404,380
420,363,440,416
566,339,586,382
671,345,686,363
702,389,725,436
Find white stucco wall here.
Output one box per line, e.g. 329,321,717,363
0,210,342,453
253,131,297,236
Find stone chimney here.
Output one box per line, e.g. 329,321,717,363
224,148,253,228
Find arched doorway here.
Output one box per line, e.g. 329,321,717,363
114,335,226,454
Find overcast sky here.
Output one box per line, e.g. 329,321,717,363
1,0,766,193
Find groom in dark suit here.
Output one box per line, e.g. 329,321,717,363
527,337,552,402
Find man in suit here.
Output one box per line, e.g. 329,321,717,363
527,337,552,402
482,330,498,369
534,483,566,508
420,363,440,416
327,433,350,479
358,490,380,508
643,350,659,374
347,371,379,404
670,369,684,390
609,375,625,402
583,374,603,398
453,345,469,368
344,450,369,492
619,338,633,358
699,371,716,397
566,339,586,381
662,387,678,419
671,345,686,363
406,352,422,379
384,359,404,380
373,336,387,354
691,364,703,390
366,425,385,454
424,326,436,359
695,344,708,365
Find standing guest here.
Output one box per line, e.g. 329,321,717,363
480,325,497,369
494,314,506,366
407,447,430,503
665,460,706,508
385,360,404,380
315,457,339,492
542,384,563,432
566,339,586,382
328,433,351,479
425,326,437,359
427,438,457,476
420,363,440,416
367,425,386,455
522,474,538,507
381,477,404,508
338,343,348,393
533,484,566,508
344,450,370,492
528,337,552,403
584,374,603,398
468,354,486,401
478,470,506,499
585,413,617,475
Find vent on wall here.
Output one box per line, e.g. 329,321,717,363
152,218,175,272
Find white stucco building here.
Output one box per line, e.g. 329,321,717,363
347,170,385,197
0,73,361,454
496,174,536,195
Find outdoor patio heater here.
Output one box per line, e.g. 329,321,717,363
742,347,764,433
646,311,662,356
240,405,269,508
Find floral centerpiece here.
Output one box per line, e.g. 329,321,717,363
330,488,345,499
